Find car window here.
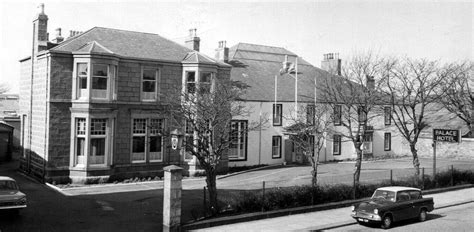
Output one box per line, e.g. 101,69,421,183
409,191,421,199
396,191,410,202
372,190,395,202
0,180,18,190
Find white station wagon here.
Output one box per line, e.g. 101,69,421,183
0,176,27,214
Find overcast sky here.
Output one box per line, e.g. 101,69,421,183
0,0,472,94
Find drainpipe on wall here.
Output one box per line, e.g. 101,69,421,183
43,55,50,183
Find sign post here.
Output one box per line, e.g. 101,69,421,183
432,129,461,179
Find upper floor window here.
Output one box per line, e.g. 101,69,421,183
333,105,342,126
199,72,213,93
273,104,282,126
75,62,116,101
186,71,196,94
384,107,391,125
77,63,88,99
142,68,158,101
92,64,109,99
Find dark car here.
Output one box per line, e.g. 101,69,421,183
351,186,434,229
0,176,27,215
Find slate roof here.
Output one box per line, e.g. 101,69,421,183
229,43,329,102
51,27,225,65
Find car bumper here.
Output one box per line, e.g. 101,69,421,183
351,211,382,222
0,205,27,210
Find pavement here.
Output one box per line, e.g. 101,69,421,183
190,187,474,232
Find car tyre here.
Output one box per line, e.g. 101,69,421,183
419,209,427,222
381,215,392,229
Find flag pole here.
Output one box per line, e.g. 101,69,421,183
295,57,298,120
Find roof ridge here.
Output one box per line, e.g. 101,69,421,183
51,27,96,50
236,42,296,55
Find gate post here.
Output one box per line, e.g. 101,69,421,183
163,165,183,232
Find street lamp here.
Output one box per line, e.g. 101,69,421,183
170,129,184,150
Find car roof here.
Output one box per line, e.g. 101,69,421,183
376,186,421,192
0,176,15,181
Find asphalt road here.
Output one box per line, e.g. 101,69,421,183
325,202,474,232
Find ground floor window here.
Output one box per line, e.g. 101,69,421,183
131,118,164,163
384,133,391,151
73,117,110,167
362,133,373,154
333,135,341,155
229,120,247,161
272,136,282,159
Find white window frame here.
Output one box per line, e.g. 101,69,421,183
199,72,214,94
273,104,282,126
334,105,342,126
131,118,165,163
384,132,391,151
131,118,147,163
333,134,341,155
186,71,196,94
229,120,247,161
91,64,109,99
141,67,159,101
272,136,282,159
76,63,89,99
74,118,87,167
89,118,108,165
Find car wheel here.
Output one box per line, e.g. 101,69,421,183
381,215,392,229
419,209,427,222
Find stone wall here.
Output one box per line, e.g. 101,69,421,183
401,136,474,160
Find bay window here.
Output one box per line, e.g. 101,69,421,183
72,117,111,167
186,71,196,94
74,60,117,101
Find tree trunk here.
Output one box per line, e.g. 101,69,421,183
353,143,363,199
205,169,218,215
410,143,420,186
311,156,319,187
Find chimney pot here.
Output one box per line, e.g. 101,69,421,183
38,3,45,15
185,28,200,51
215,40,229,63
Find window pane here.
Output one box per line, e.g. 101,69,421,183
76,138,85,156
273,104,282,125
77,63,88,76
150,119,163,135
143,81,156,92
187,83,195,94
93,64,108,76
150,136,162,152
143,69,155,80
79,77,87,89
76,118,86,135
132,136,145,153
92,77,107,90
91,119,107,135
90,138,105,156
133,119,146,134
200,72,211,83
187,72,195,82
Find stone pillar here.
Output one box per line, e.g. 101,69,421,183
163,165,183,232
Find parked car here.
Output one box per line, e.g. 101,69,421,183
351,186,434,229
0,176,27,215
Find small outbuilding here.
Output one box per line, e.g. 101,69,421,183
0,121,14,162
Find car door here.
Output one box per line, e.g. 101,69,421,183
408,190,422,218
393,191,412,221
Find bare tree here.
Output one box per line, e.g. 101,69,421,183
439,62,474,137
165,78,258,214
284,104,332,187
319,53,387,198
382,58,459,184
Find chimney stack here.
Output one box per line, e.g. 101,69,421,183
52,28,64,43
215,41,229,63
185,28,200,51
321,53,341,76
33,3,49,54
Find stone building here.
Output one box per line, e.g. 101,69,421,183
19,5,230,183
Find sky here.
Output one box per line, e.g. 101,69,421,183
0,0,472,94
